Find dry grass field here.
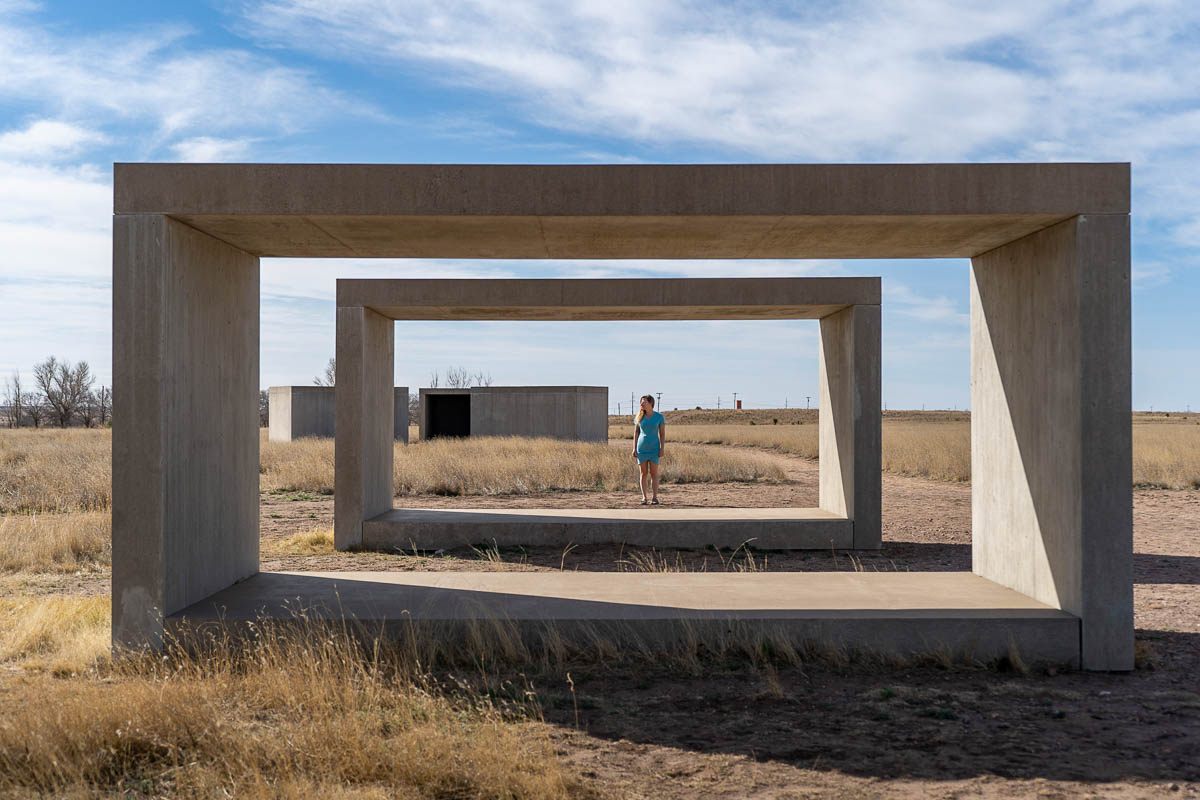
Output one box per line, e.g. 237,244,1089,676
611,413,1200,487
1,417,1197,798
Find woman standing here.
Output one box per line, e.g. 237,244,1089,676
633,394,666,505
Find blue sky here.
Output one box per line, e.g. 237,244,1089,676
0,0,1196,412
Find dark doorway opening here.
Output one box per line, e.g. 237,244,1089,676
427,393,471,438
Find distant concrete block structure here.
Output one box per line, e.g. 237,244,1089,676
113,162,1132,670
340,277,879,553
418,386,607,441
267,386,409,442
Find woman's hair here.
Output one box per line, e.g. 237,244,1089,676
635,394,655,424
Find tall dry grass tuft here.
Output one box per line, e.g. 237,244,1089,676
259,433,335,494
0,607,586,798
0,428,111,512
0,596,110,674
0,512,111,571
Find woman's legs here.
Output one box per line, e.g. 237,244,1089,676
648,461,659,500
639,461,650,501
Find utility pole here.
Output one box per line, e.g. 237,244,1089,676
631,392,635,414
732,392,739,409
805,396,811,410
656,391,662,408
717,396,720,409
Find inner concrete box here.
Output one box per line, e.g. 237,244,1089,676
336,277,880,554
418,386,608,441
268,385,409,442
112,162,1133,670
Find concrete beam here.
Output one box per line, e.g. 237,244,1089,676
334,307,394,550
970,215,1132,671
112,215,259,649
818,304,882,549
339,277,879,320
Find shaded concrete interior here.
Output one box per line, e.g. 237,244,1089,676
113,162,1132,670
423,391,470,438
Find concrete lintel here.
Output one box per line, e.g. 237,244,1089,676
338,277,879,320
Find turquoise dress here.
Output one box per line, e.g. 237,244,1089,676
636,411,665,464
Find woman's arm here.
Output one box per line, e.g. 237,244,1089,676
659,420,666,457
632,421,638,454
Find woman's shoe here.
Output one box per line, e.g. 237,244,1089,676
651,497,660,505
640,498,648,505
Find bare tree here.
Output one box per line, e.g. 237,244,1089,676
408,392,419,424
34,357,94,427
259,389,270,427
22,392,46,428
2,371,23,427
314,357,335,387
77,391,98,428
439,366,494,389
427,370,440,389
96,386,112,426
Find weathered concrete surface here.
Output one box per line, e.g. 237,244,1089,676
112,215,259,649
167,571,1081,665
818,305,882,549
268,386,409,442
970,215,1132,671
416,386,608,442
340,277,879,319
334,307,394,550
363,507,852,551
116,163,1128,260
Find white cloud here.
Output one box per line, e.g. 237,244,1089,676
171,136,258,162
0,10,369,156
0,119,107,160
884,281,967,324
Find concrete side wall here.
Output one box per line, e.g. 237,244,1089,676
268,386,408,442
334,307,394,550
112,215,259,648
471,387,607,441
817,306,882,549
971,215,1132,671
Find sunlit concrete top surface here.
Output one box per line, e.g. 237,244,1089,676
337,277,878,320
113,163,1130,259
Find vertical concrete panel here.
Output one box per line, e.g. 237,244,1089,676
113,215,259,648
291,387,336,438
819,309,853,521
394,387,409,443
576,388,609,442
971,215,1132,670
818,306,881,548
268,387,294,442
852,305,882,549
334,308,394,549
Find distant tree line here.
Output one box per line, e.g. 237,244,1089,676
2,357,111,428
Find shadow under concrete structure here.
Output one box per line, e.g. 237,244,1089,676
335,276,879,553
113,162,1132,670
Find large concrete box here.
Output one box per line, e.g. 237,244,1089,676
269,386,409,442
418,386,607,441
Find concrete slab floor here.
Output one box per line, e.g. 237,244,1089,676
362,507,855,551
168,571,1081,664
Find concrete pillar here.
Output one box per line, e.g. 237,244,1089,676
334,307,394,549
112,215,259,648
970,215,1132,671
818,304,882,549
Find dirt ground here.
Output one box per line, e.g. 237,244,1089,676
12,443,1198,798
252,445,1200,799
